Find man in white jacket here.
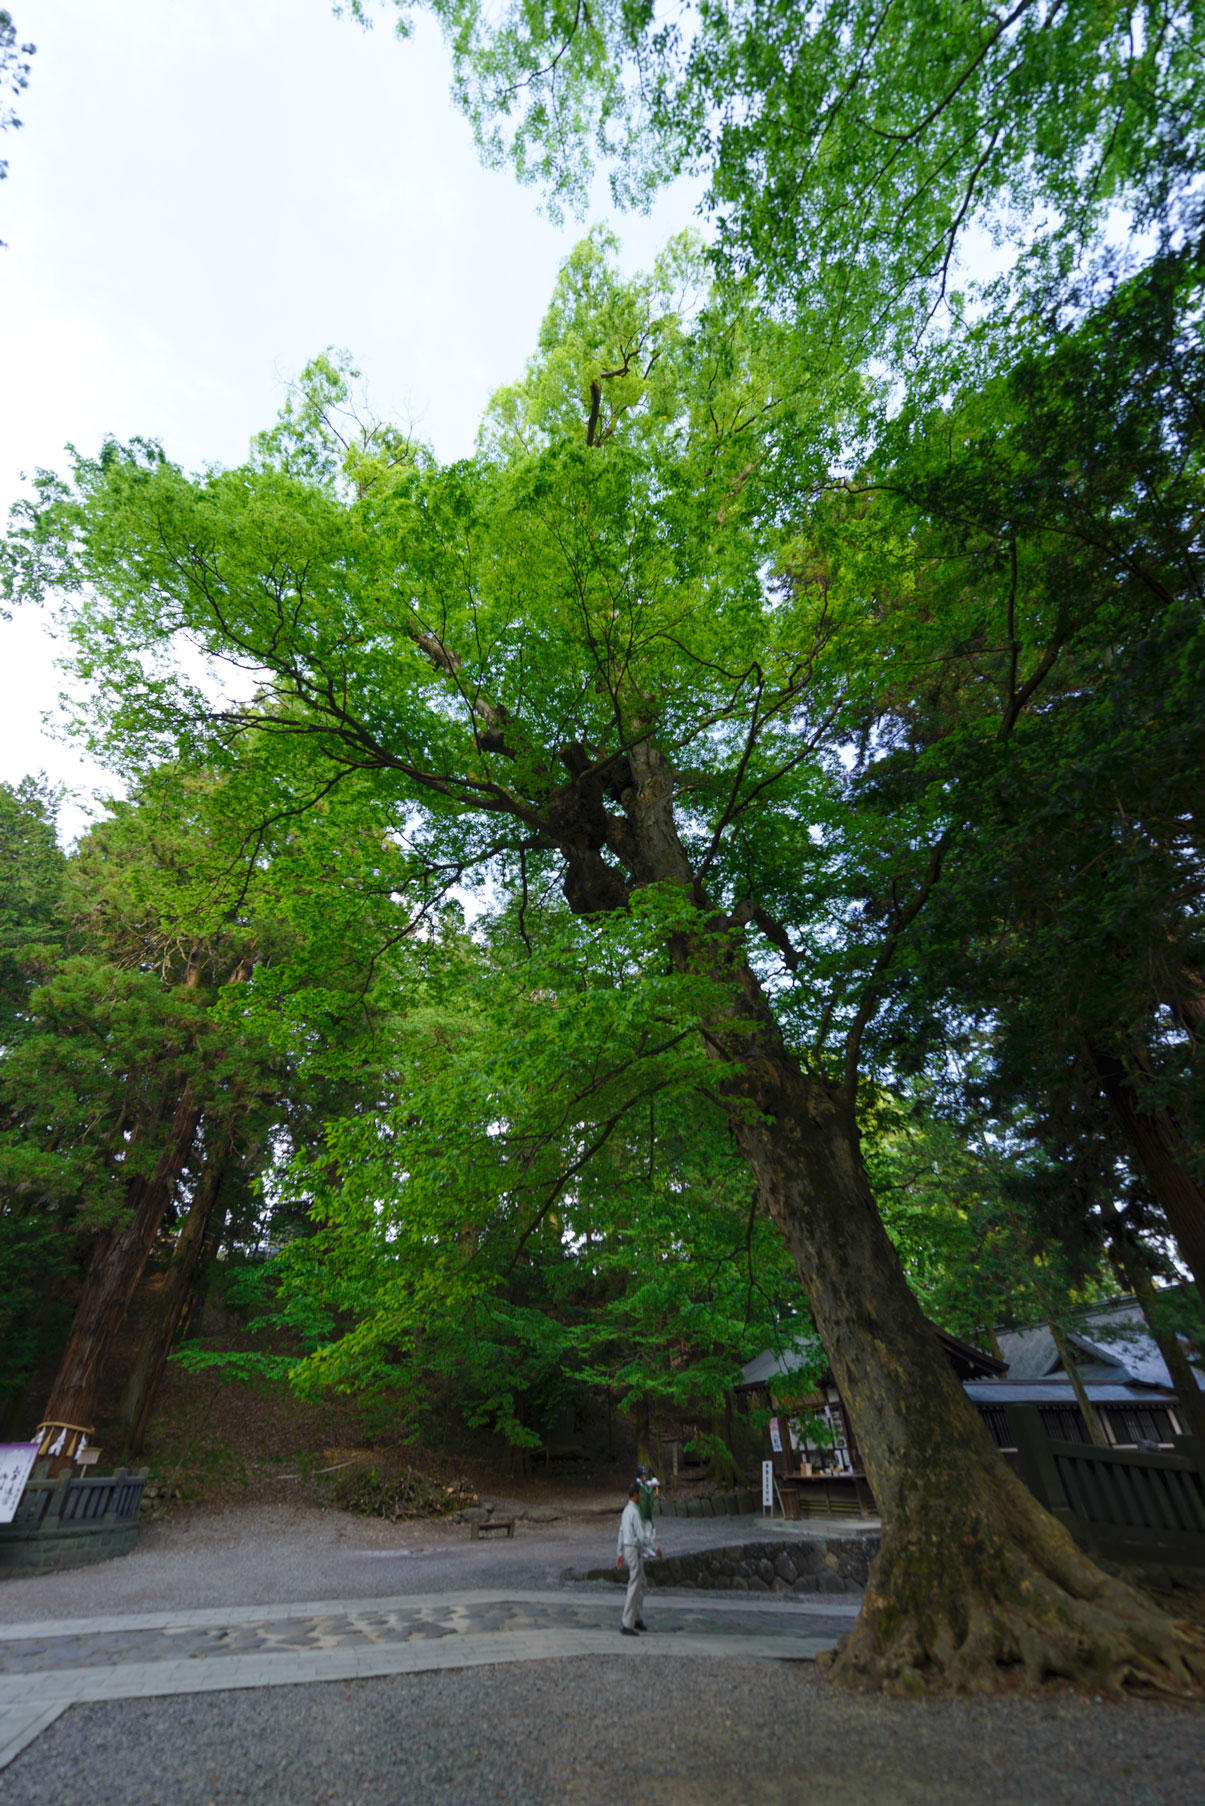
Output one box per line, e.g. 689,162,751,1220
616,1481,661,1635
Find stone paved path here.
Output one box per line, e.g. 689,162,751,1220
0,1588,853,1772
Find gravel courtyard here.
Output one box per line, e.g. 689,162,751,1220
5,1655,1205,1806
2,1500,1203,1804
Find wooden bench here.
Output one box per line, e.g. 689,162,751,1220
471,1517,516,1539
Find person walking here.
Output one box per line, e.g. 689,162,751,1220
616,1480,661,1636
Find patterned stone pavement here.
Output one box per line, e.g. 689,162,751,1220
0,1596,846,1674
0,1589,854,1771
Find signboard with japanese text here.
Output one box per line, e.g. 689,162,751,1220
762,1460,774,1511
0,1443,38,1524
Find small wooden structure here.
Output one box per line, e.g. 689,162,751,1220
738,1325,1006,1517
0,1465,147,1574
739,1315,1205,1558
470,1516,516,1539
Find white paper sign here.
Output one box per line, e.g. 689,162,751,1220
0,1444,39,1524
768,1415,783,1453
762,1459,775,1511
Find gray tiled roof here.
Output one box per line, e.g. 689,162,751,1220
965,1378,1176,1405
995,1295,1205,1393
993,1323,1059,1380
739,1334,822,1388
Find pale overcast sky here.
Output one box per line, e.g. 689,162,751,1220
0,0,700,836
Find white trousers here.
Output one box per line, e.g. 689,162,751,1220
621,1540,646,1629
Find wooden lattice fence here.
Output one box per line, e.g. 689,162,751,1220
1004,1404,1205,1570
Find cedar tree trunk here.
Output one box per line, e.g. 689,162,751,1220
40,1087,203,1438
1108,1232,1205,1452
117,1127,232,1455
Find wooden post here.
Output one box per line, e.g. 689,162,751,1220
1047,1321,1110,1447
1005,1403,1071,1519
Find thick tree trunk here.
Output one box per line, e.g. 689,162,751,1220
602,741,1205,1693
38,955,254,1450
1087,1043,1205,1313
117,1128,232,1456
726,1057,1200,1692
39,1088,203,1443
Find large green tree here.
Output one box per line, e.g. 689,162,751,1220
10,249,1202,1691
352,0,1205,1299
0,741,422,1451
360,0,1204,346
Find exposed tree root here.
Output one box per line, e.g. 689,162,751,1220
820,1476,1205,1697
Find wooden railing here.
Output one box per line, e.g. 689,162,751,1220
1004,1404,1205,1568
9,1466,147,1532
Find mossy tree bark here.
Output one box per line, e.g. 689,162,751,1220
597,741,1205,1695
730,1073,1203,1693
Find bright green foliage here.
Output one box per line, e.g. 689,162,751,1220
360,0,1205,351
260,909,801,1444
865,1088,1112,1345
0,771,275,1239
6,242,858,1435
6,241,851,976
7,222,1200,1455
0,751,422,1415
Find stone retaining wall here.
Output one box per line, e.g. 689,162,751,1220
657,1489,761,1518
0,1519,139,1573
0,1467,146,1577
588,1535,878,1595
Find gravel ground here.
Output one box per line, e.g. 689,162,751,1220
0,1501,874,1621
3,1656,1204,1806
5,1503,1201,1804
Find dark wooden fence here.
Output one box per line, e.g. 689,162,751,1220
13,1466,146,1529
0,1466,147,1574
1004,1404,1205,1570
